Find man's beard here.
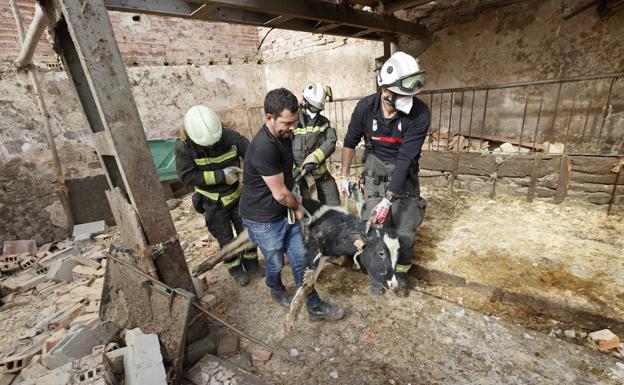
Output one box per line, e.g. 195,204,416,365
276,129,292,139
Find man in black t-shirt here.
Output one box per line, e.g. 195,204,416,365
240,88,344,322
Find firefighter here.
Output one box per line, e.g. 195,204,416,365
292,83,340,205
341,52,430,297
175,105,262,286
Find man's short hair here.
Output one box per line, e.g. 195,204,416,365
264,88,299,117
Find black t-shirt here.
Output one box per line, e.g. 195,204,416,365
239,125,295,222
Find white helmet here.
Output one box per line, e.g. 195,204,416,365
184,105,222,147
377,51,426,96
302,83,333,111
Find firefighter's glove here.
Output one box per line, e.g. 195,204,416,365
302,151,323,169
341,177,351,198
370,198,392,224
302,163,315,173
223,166,242,185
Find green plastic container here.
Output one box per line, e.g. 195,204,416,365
148,139,178,182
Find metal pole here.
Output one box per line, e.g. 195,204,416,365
466,90,475,152
532,95,544,152
518,96,528,153
479,89,489,151
597,77,618,146
447,92,454,150
13,3,46,69
9,0,74,229
547,83,563,154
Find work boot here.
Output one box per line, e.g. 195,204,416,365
228,265,249,286
307,301,345,322
271,289,294,308
394,274,409,298
242,258,265,278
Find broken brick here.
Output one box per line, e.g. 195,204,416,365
216,331,239,359
251,349,272,362
2,240,37,256
588,329,621,352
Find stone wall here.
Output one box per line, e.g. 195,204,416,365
416,0,624,154
0,64,267,245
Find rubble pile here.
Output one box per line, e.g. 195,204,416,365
0,222,168,385
1,218,273,385
425,128,566,154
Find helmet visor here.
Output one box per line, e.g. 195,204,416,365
401,72,426,90
305,102,323,113
396,71,426,94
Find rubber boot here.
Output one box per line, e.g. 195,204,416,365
228,264,249,286
242,258,265,278
394,273,409,298
271,289,294,308
308,301,345,321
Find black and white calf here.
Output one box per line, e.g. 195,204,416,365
301,199,400,294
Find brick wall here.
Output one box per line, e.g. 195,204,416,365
259,27,361,62
0,0,260,67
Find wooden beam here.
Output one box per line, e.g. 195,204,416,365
185,0,430,38
41,0,195,294
527,153,541,203
554,154,571,203
384,0,433,14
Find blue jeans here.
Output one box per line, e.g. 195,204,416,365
243,217,321,308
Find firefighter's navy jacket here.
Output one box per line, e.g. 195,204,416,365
343,91,430,194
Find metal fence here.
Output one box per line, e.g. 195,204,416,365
248,72,624,156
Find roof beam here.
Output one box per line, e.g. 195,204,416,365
105,0,430,40
384,0,434,14
186,0,429,37
106,0,199,17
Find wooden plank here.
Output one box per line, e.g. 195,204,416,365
105,187,147,251
570,156,621,175
554,155,571,203
101,254,193,384
44,0,195,294
182,0,431,38
527,153,542,203
570,171,618,184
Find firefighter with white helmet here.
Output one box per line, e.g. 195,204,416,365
292,83,340,205
341,52,430,297
175,105,261,286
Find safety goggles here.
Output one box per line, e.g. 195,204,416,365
387,71,426,94
306,104,323,113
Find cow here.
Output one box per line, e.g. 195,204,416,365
300,199,400,295
192,199,401,295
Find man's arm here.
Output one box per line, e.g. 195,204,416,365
175,141,224,187
262,173,300,210
262,173,304,220
341,100,365,178
254,141,304,219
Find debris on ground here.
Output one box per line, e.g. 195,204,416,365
589,329,622,352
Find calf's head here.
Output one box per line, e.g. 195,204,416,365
357,225,400,290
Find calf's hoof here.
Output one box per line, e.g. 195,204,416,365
370,284,386,296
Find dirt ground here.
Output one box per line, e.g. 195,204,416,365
411,187,624,332
174,189,624,385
